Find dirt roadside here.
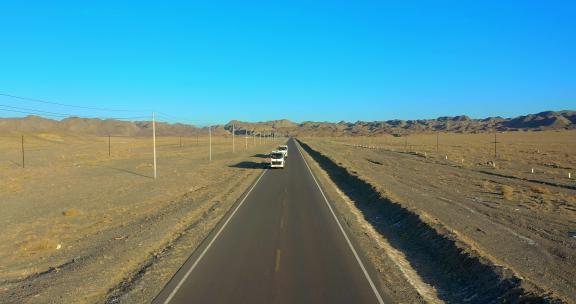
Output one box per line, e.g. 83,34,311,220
0,134,283,303
297,138,574,303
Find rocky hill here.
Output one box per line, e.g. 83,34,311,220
0,111,574,136
0,116,209,136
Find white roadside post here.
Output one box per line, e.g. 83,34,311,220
209,125,212,162
152,112,157,179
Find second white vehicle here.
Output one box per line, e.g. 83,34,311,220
278,145,288,158
270,150,286,168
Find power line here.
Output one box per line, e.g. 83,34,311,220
0,108,67,119
0,92,151,113
0,104,149,120
0,92,215,125
0,104,78,118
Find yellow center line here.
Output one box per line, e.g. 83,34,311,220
275,249,281,272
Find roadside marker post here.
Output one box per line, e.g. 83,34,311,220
21,135,25,168
209,125,212,162
232,124,235,153
152,112,157,179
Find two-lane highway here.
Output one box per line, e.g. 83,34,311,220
153,139,386,304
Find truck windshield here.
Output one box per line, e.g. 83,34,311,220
279,146,287,151
271,153,284,159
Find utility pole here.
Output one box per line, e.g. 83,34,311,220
21,135,25,168
232,124,235,153
152,112,157,179
493,132,499,159
209,125,212,161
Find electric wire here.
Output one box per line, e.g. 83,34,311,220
0,92,151,113
0,104,149,120
0,92,217,125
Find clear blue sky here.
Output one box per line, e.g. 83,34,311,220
1,0,575,125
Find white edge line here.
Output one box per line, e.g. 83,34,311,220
295,140,386,304
162,168,268,304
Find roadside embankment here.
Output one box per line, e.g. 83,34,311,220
297,138,570,303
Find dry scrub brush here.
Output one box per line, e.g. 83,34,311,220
500,185,514,200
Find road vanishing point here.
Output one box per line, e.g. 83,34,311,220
153,139,388,304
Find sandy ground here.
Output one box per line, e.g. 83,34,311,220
299,131,576,303
0,133,282,303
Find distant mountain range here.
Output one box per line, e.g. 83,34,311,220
0,111,574,137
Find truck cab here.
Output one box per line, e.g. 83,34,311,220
270,150,286,168
278,145,288,158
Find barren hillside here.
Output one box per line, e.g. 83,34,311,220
1,110,574,137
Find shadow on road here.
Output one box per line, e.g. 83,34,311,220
229,161,266,169
297,140,545,304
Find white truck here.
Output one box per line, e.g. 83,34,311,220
270,150,286,169
278,145,288,158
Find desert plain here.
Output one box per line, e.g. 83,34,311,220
0,132,280,303
1,129,575,303
298,130,576,302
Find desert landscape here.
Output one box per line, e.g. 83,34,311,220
0,130,283,303
1,113,575,303
3,2,575,302
297,130,576,302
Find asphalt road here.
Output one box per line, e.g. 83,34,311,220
153,139,386,304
